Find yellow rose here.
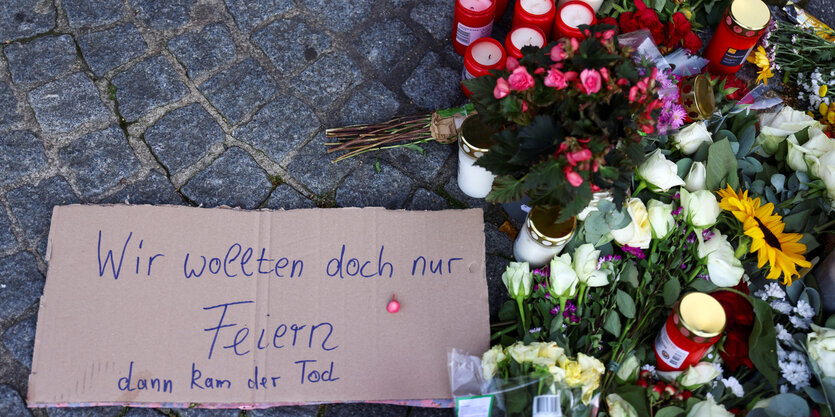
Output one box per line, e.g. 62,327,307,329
508,342,539,364
481,345,506,380
560,358,584,387
577,353,605,404
534,341,566,364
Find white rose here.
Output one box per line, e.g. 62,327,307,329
578,191,614,221
647,199,675,239
534,341,566,364
697,230,744,287
606,394,638,417
684,161,707,192
757,106,821,156
637,150,686,192
807,324,835,378
502,261,532,300
615,355,640,384
681,188,720,229
680,362,721,389
817,149,835,202
550,254,579,299
687,397,734,417
481,345,506,380
508,342,540,364
673,121,713,155
787,127,835,174
611,198,652,249
572,244,609,287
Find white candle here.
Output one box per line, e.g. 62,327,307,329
471,40,503,66
513,222,568,266
460,0,492,12
510,27,545,50
557,0,604,12
520,0,553,15
457,146,495,198
560,4,594,28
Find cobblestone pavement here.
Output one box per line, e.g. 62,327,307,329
0,1,833,417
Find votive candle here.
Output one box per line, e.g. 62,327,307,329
453,0,496,55
462,37,506,96
557,0,604,13
512,0,555,39
553,1,596,39
505,25,546,59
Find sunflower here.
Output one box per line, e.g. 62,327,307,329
717,186,811,285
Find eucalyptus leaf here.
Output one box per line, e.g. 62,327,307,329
614,385,650,416
663,278,681,306
805,287,822,315
655,406,685,417
689,279,718,292
786,279,805,304
804,386,827,404
706,139,739,190
765,393,810,417
771,174,786,193
752,179,766,195
616,290,636,319
826,314,835,328
604,311,622,336
676,158,694,179
738,125,756,156
597,199,616,213
749,297,780,388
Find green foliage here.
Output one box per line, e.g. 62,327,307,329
749,297,780,388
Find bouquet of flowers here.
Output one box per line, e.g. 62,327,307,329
463,25,663,220
603,0,703,54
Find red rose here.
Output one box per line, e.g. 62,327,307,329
664,21,685,48
670,12,691,36
619,12,640,33
633,8,664,44
721,327,755,371
682,31,703,53
601,16,619,32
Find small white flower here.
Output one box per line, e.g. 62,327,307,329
770,300,793,314
721,377,744,397
775,324,792,343
777,345,787,361
764,282,786,299
794,300,815,318
790,315,811,330
779,356,811,390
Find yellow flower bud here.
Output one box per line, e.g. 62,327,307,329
808,111,816,118
820,103,829,116
682,9,692,19
821,85,829,97
828,111,835,125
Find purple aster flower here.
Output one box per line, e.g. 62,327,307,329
702,229,714,241
622,245,646,259
672,206,683,216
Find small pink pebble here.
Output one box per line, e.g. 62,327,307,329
386,295,400,313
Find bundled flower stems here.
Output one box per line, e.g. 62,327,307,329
325,104,475,162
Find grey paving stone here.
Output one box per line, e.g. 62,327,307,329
145,103,224,174
322,404,407,417
443,176,489,209
339,81,399,126
402,52,463,111
266,184,316,210
0,252,44,321
807,0,835,28
252,18,331,76
168,23,235,79
248,406,320,417
0,210,16,252
63,0,124,28
285,132,356,196
224,0,293,32
335,161,412,209
102,170,184,205
3,315,36,368
181,147,271,209
0,0,55,43
172,409,239,417
199,58,277,125
234,97,319,163
358,20,417,71
47,407,124,417
298,0,374,32
411,0,454,41
291,52,362,109
485,223,513,257
384,140,452,184
113,56,190,122
128,0,195,30
0,83,19,131
122,409,163,417
409,408,455,417
28,72,110,133
408,189,447,210
7,176,80,250
1,131,46,186
487,254,511,318
4,35,78,84
60,125,141,199
78,24,148,77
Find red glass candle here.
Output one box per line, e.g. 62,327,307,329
453,0,496,56
512,0,556,40
553,1,596,40
462,37,506,97
505,25,546,59
654,293,726,372
704,0,770,74
495,0,509,22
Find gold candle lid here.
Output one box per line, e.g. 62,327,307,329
526,206,577,246
678,292,727,339
458,114,497,159
681,75,715,121
729,0,770,32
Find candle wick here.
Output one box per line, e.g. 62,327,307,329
488,54,492,59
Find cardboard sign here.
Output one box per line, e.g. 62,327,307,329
28,206,489,407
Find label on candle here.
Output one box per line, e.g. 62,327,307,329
654,325,689,369
456,22,493,46
462,67,476,81
719,46,753,67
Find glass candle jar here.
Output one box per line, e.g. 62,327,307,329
704,0,771,74
452,0,496,56
512,0,555,41
462,37,507,97
557,0,604,13
553,1,597,40
505,25,547,59
654,292,727,372
679,74,716,122
457,114,497,198
513,206,577,267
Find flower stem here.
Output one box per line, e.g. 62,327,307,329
516,298,528,333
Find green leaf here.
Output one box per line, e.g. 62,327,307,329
655,406,686,417
614,385,651,416
508,115,561,165
688,279,718,292
804,386,827,404
604,311,622,336
676,158,694,179
765,393,810,417
485,176,527,203
402,143,426,155
499,300,517,321
706,139,739,190
616,290,636,319
749,297,780,388
622,262,639,288
653,0,666,12
374,160,381,173
663,278,681,306
825,314,835,329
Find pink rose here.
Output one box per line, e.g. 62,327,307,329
506,57,520,71
563,166,583,187
508,66,535,91
550,44,566,62
534,67,546,75
494,77,510,99
579,69,602,94
599,67,610,83
544,68,568,89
